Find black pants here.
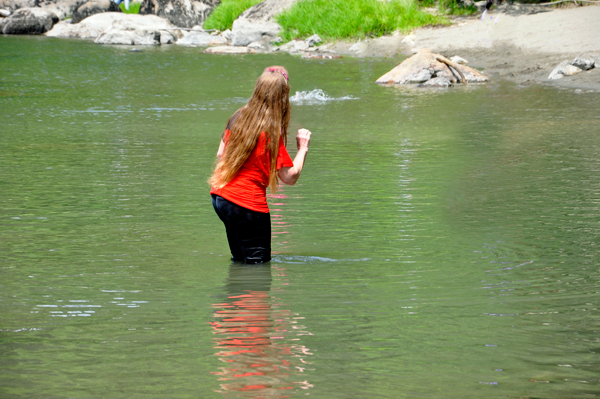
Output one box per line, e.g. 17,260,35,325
211,194,271,264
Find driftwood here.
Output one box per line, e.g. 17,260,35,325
435,55,466,84
375,50,488,86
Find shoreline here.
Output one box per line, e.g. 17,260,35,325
327,5,600,91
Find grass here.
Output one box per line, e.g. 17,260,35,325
119,2,141,14
203,0,263,31
276,0,450,42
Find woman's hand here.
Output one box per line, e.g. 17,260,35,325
296,128,311,151
279,128,312,186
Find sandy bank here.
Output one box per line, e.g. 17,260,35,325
329,5,600,91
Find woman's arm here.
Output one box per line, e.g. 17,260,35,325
278,128,311,186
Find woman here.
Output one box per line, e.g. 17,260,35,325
209,66,311,264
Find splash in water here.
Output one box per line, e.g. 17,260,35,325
290,89,358,104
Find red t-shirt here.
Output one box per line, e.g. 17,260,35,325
211,130,294,213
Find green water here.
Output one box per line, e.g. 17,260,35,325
1,36,599,398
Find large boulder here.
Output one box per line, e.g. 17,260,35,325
72,0,121,24
375,50,488,86
35,0,81,20
231,17,279,46
45,12,180,43
230,0,298,46
95,13,181,44
138,0,219,28
0,0,81,20
95,28,162,44
0,0,36,12
1,6,57,34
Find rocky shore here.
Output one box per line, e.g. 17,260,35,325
1,0,599,91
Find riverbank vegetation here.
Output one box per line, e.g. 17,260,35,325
119,1,142,14
203,0,450,40
203,0,262,31
276,0,450,41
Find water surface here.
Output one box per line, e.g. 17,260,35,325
1,36,599,398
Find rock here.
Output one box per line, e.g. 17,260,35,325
139,0,219,29
473,0,487,11
45,12,179,41
95,13,181,44
230,0,298,46
221,28,232,41
275,39,308,53
95,28,161,45
571,53,598,71
160,30,177,44
72,0,121,24
0,0,36,13
0,8,11,17
450,55,468,64
548,60,582,80
420,77,453,87
231,17,280,46
176,30,226,46
33,0,81,21
1,7,57,34
238,0,298,21
248,36,272,51
305,34,321,47
375,50,488,85
203,45,255,54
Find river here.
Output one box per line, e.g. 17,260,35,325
1,36,599,398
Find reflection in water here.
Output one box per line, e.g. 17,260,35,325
210,264,313,398
269,186,292,255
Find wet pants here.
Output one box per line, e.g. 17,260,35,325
211,194,271,264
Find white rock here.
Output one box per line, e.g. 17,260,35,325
571,53,598,71
305,34,321,47
231,17,280,46
176,30,227,46
548,60,582,80
45,12,179,42
276,39,308,53
450,55,468,64
0,9,11,17
160,30,177,44
221,29,232,41
95,28,160,45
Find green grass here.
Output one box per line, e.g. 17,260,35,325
276,0,450,42
203,0,263,31
119,2,141,14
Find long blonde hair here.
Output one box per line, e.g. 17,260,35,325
209,66,291,192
